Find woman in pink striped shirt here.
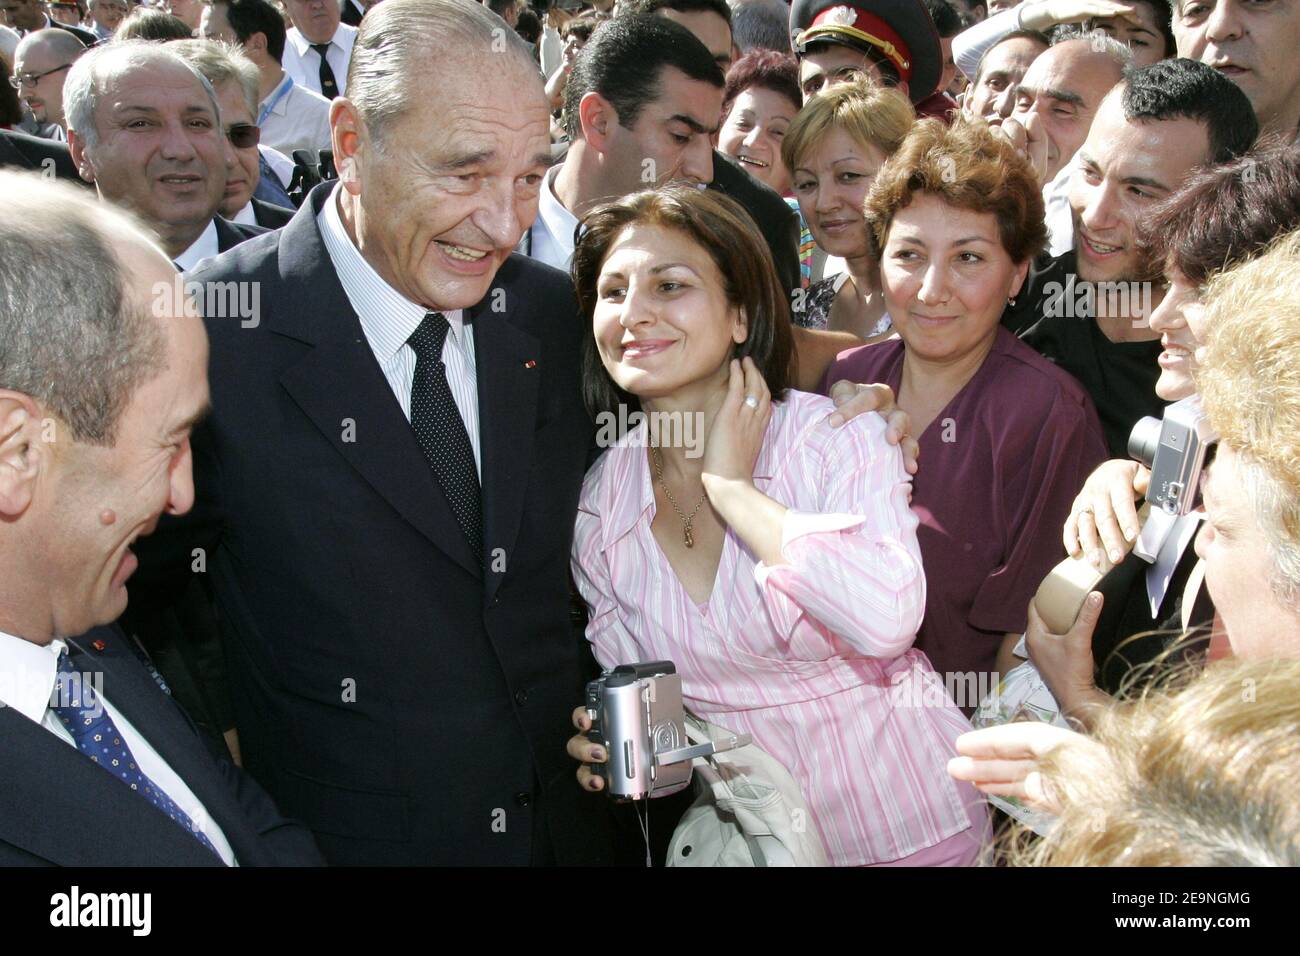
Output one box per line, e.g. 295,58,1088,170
564,184,989,866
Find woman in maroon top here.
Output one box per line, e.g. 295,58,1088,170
823,120,1107,708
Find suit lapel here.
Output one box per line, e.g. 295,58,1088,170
268,185,481,577
0,630,223,866
472,285,540,603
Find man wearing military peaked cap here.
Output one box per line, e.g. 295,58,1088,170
789,0,941,105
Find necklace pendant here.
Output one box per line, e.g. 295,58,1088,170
684,527,694,548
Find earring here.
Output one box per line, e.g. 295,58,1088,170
1007,295,1018,307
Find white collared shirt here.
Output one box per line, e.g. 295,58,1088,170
258,72,333,158
0,629,236,865
1145,511,1204,618
1045,162,1076,258
174,219,220,271
317,185,481,476
232,201,258,226
528,164,581,272
282,23,358,98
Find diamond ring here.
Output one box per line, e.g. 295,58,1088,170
744,395,759,409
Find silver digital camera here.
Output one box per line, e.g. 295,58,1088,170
1128,395,1216,518
585,661,749,801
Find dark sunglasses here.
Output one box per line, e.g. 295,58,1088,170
227,123,261,149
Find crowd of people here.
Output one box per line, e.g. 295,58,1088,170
1,0,1298,868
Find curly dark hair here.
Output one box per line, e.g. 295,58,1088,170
721,49,800,123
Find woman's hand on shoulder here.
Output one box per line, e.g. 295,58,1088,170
1063,458,1150,568
825,380,919,475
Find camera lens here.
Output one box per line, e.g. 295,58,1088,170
1128,416,1162,468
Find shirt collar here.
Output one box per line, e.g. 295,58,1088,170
174,219,220,272
317,184,465,361
534,163,580,265
262,72,294,118
0,629,65,727
232,201,258,226
593,401,782,551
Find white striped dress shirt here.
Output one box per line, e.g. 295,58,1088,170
572,390,978,866
318,186,481,476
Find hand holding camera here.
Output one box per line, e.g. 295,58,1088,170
567,662,749,801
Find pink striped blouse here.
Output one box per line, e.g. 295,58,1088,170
572,390,977,866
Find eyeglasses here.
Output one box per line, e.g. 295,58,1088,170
227,123,260,149
9,63,74,89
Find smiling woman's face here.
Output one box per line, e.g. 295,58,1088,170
880,192,1027,364
791,127,886,259
717,85,798,195
592,222,746,401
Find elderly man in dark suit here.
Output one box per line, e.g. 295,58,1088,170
0,172,322,866
131,0,619,866
64,39,265,269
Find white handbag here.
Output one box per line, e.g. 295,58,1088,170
667,716,829,867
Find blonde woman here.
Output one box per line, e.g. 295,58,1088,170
781,79,914,337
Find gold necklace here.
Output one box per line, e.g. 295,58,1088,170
651,446,709,548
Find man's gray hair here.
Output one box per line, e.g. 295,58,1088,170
172,38,261,119
65,39,222,148
346,0,538,147
1051,27,1134,69
0,172,167,446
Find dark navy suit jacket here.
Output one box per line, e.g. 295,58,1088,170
0,626,323,866
134,184,620,865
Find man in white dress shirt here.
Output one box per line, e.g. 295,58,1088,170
200,0,333,157
65,40,263,270
280,0,356,98
0,171,321,866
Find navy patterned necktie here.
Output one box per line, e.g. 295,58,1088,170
49,649,222,861
408,311,483,559
311,43,339,98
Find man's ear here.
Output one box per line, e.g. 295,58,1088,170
578,91,617,153
67,129,96,185
247,30,269,56
330,98,364,195
0,392,49,519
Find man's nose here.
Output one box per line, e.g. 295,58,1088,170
993,85,1017,118
160,117,203,161
166,441,197,517
679,136,714,185
1205,0,1245,42
474,183,529,249
1080,181,1120,232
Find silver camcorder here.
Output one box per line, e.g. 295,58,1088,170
585,661,750,801
1128,395,1216,518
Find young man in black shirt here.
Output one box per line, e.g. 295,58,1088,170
1003,58,1258,457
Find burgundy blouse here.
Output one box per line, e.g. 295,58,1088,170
823,327,1108,700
